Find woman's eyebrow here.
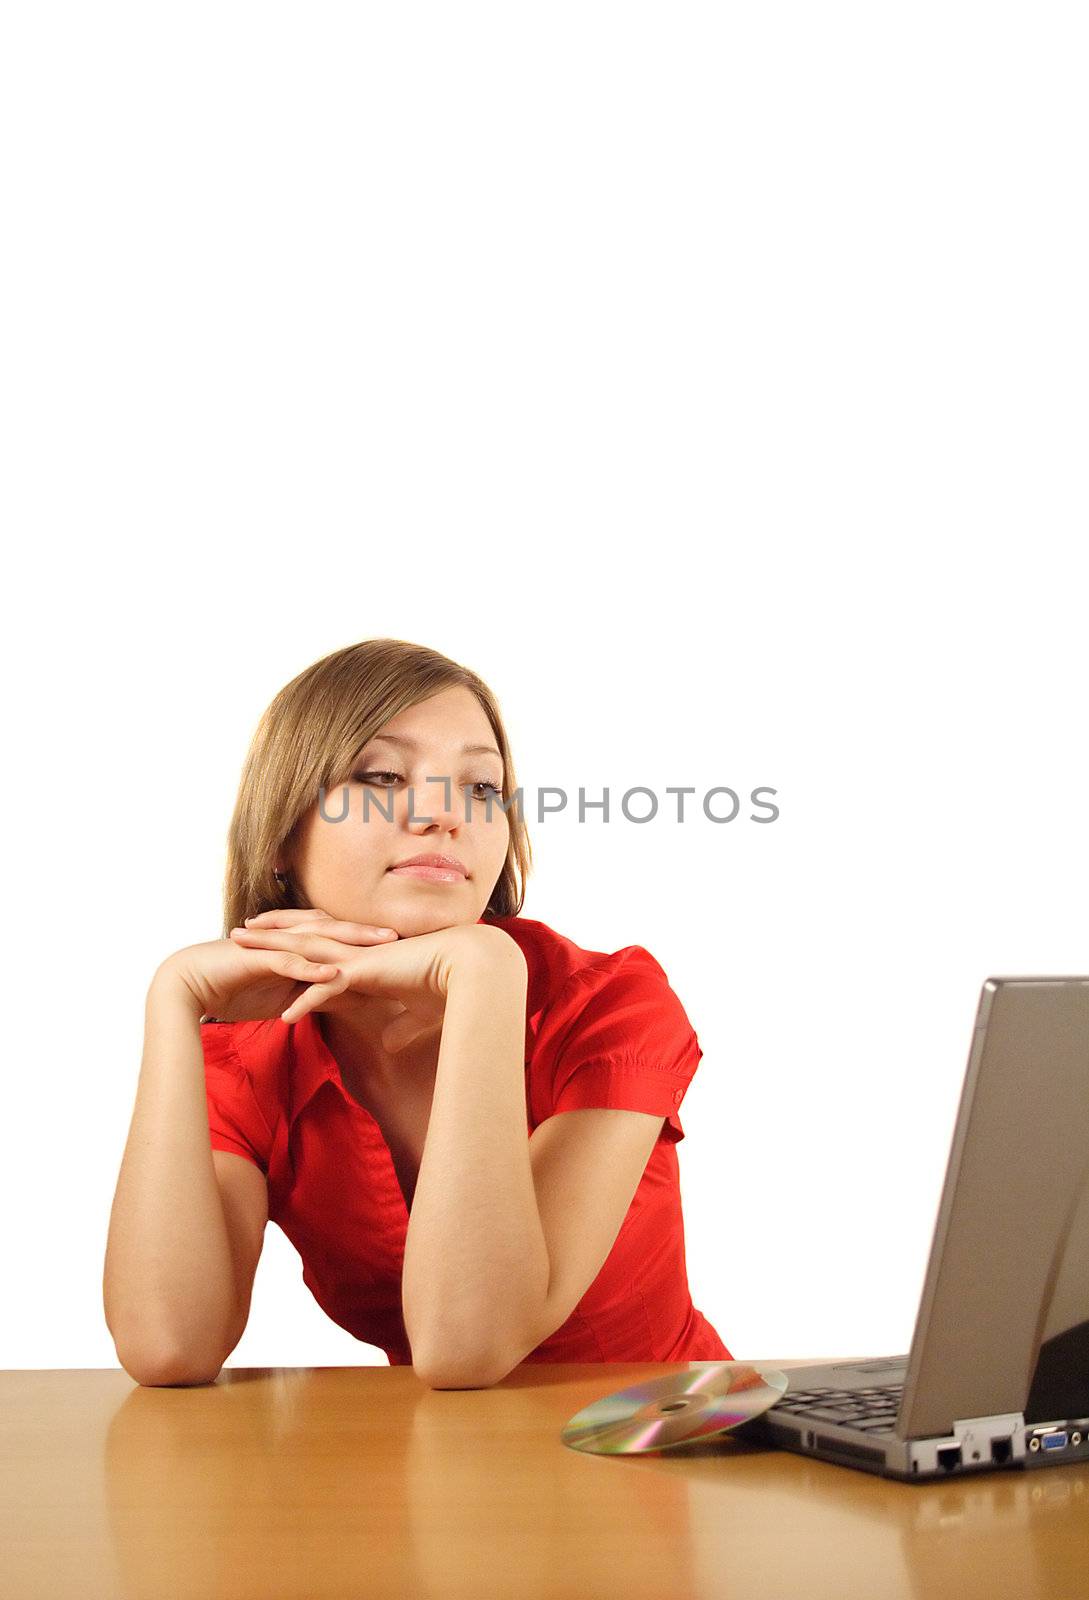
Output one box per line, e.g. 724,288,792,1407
364,733,503,760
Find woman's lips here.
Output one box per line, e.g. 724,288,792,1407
387,864,467,884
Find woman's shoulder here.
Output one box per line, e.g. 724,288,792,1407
493,918,705,1139
485,913,680,1027
199,1017,296,1130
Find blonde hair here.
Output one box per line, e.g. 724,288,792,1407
221,638,532,936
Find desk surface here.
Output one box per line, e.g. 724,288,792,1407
2,1362,1086,1600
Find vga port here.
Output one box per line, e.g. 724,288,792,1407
1032,1430,1068,1453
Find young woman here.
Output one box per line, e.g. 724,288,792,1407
103,637,732,1388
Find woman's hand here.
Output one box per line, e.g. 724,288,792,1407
228,909,520,1053
158,919,399,1023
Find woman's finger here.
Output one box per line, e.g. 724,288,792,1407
231,926,395,965
267,951,340,981
280,970,348,1025
231,926,356,962
244,913,398,941
271,917,398,944
244,909,330,927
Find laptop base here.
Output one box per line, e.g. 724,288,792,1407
738,1357,1089,1482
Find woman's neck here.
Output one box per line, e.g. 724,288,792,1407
318,1002,439,1095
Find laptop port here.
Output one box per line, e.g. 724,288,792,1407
1040,1431,1068,1452
990,1436,1013,1465
936,1445,962,1472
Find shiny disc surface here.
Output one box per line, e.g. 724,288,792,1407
561,1362,789,1454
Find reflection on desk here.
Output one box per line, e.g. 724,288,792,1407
0,1362,1085,1600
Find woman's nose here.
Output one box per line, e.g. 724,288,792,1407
406,778,464,827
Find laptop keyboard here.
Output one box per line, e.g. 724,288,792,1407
773,1383,904,1435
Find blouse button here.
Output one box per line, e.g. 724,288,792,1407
672,1089,684,1104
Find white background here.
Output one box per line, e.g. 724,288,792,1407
2,3,1085,1372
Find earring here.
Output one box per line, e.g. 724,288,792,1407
273,870,288,884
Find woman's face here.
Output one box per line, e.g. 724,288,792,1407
284,685,511,937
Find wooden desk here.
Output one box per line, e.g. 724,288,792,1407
2,1361,1086,1599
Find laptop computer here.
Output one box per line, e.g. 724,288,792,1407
738,976,1089,1481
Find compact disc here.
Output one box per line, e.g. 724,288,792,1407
561,1362,788,1455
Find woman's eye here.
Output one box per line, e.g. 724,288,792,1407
354,770,403,787
353,770,501,799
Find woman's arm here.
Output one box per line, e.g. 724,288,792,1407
401,934,549,1387
102,970,252,1383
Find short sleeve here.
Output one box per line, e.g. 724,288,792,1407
201,1022,273,1176
544,947,705,1144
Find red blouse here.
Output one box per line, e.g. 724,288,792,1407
201,913,732,1366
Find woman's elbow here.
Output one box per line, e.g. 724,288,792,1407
115,1342,224,1388
413,1347,514,1390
